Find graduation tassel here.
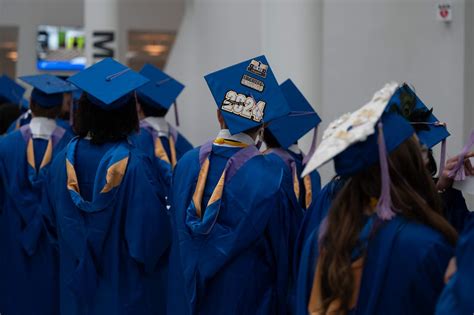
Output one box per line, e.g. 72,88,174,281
376,122,396,221
438,139,447,178
174,101,180,127
303,127,318,166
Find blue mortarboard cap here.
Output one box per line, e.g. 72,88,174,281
67,58,149,110
334,111,414,176
205,55,290,135
20,74,77,108
267,79,321,148
0,75,25,104
386,83,450,148
136,64,184,110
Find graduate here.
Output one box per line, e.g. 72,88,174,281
0,74,25,105
264,78,322,210
0,74,25,134
295,82,457,315
0,102,21,134
295,82,471,274
41,58,172,315
436,202,474,314
0,74,76,315
387,83,472,232
6,76,78,134
133,64,193,161
167,55,301,315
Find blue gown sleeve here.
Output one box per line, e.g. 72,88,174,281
295,230,319,315
125,156,172,273
40,171,59,248
440,187,472,233
266,182,302,314
411,240,453,315
436,219,474,315
175,133,194,160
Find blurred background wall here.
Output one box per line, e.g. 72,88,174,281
0,0,472,189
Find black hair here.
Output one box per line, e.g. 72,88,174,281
0,103,21,134
137,95,168,117
263,128,281,148
30,100,62,119
74,94,139,144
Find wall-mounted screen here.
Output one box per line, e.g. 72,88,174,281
37,25,86,71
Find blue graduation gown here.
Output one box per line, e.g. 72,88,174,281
436,216,474,314
7,111,32,133
294,177,345,272
130,122,193,197
131,122,193,162
439,187,472,233
288,150,321,207
0,124,72,315
167,142,300,315
295,216,453,315
41,137,172,315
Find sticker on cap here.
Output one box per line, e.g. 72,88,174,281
247,60,268,78
221,90,266,123
241,74,264,92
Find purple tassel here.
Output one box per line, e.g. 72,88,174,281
448,129,474,181
303,127,318,166
376,122,396,221
174,101,180,127
438,139,447,178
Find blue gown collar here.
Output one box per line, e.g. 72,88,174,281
186,140,260,235
66,137,131,213
20,124,66,186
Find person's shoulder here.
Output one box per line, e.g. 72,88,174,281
264,151,291,169
0,129,23,151
395,220,454,263
178,145,200,163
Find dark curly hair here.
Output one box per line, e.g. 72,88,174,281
74,93,139,144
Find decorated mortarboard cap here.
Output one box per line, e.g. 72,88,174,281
304,82,415,221
204,55,290,135
387,83,449,149
267,79,321,149
333,111,413,176
136,64,184,110
303,82,414,177
20,74,76,108
0,75,25,104
67,58,149,110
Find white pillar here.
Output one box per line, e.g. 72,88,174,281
84,0,119,65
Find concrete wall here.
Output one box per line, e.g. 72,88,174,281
165,0,324,144
318,0,466,180
167,0,468,183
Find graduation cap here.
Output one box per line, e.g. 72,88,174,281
303,82,415,221
137,64,184,110
387,83,449,149
67,58,149,110
267,79,321,150
204,55,290,135
0,75,25,104
20,74,77,108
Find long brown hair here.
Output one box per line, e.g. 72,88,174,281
317,136,457,314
